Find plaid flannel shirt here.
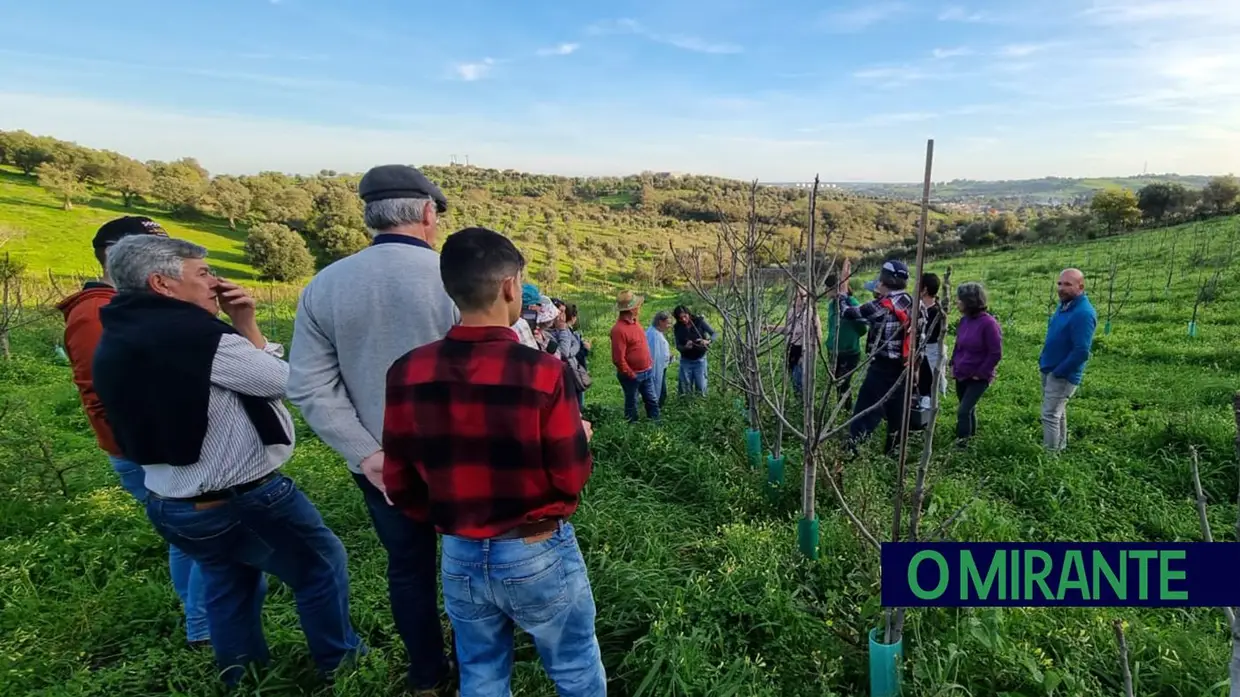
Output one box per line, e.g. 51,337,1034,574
839,291,914,362
382,324,593,539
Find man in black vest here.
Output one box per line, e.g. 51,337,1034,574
92,235,363,686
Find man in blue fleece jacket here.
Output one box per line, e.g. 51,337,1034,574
1038,268,1097,452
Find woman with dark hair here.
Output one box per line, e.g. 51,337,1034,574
671,304,716,396
917,272,947,407
949,281,1003,445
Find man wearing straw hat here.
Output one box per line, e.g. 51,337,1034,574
610,290,660,423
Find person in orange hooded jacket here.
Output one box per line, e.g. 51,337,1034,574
56,216,211,646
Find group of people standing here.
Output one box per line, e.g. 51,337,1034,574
607,293,718,423
51,157,1098,697
58,164,605,697
773,257,1097,454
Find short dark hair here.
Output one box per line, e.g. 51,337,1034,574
440,227,525,312
672,305,691,321
565,303,579,322
921,272,940,298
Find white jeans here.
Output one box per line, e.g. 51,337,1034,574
1041,372,1078,451
924,343,948,395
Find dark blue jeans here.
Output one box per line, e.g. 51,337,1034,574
145,474,362,685
441,522,605,696
619,369,660,423
848,358,907,455
352,472,449,690
110,456,209,643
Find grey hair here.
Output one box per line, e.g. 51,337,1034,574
653,311,671,325
956,281,989,316
363,197,433,236
107,235,208,292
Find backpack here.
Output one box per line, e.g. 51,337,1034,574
878,296,912,362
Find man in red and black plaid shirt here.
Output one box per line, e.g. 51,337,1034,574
383,226,605,697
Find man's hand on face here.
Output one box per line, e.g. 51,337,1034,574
215,280,257,323
361,450,394,505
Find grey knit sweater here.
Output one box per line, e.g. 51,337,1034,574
288,239,459,473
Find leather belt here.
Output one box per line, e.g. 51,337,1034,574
492,518,560,540
153,472,280,508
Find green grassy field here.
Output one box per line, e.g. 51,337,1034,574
1,204,1239,695
0,169,258,281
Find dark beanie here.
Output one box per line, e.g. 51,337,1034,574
358,164,448,213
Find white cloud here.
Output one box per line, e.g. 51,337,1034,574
932,46,973,59
1082,0,1240,26
586,18,741,54
453,58,495,81
998,43,1055,57
537,43,580,57
937,5,987,22
819,2,907,33
852,65,931,88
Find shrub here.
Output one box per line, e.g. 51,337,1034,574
244,222,315,281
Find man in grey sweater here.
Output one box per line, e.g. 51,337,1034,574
288,164,459,695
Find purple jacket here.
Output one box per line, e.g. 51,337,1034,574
951,312,1003,383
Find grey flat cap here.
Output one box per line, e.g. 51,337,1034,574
358,164,448,213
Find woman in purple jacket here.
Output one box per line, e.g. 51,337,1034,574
949,282,1003,445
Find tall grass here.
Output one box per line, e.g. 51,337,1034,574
0,217,1237,695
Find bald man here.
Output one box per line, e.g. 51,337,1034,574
1037,268,1097,452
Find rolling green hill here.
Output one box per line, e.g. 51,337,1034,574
0,168,257,279
832,174,1214,206
0,127,982,289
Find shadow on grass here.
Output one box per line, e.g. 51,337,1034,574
0,195,61,212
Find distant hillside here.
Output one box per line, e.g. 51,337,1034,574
821,174,1214,207
0,128,979,287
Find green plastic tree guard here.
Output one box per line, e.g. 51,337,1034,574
766,454,784,487
1188,320,1198,337
745,429,762,469
53,344,69,364
1103,319,1112,335
797,516,819,559
869,628,903,697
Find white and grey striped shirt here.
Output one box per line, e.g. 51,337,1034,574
142,334,295,499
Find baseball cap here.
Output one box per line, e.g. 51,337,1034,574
865,260,910,292
91,216,167,251
536,295,559,324
358,164,448,214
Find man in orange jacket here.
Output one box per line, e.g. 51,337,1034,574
56,216,210,647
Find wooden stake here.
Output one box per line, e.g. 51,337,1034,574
891,138,934,545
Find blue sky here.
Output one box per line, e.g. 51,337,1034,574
1,0,1238,181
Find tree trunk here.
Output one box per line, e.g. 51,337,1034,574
62,196,72,211
228,216,236,230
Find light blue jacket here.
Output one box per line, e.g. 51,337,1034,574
646,325,673,390
1039,293,1097,385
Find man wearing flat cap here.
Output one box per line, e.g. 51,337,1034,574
289,164,459,694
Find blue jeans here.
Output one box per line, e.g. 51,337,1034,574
619,369,660,422
110,456,209,643
441,522,606,697
678,358,708,395
351,472,449,690
145,474,363,685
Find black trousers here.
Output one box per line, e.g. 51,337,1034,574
955,379,990,441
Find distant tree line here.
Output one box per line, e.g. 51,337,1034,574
858,176,1239,267
5,128,1233,285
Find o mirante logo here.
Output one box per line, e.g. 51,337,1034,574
881,543,1227,607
